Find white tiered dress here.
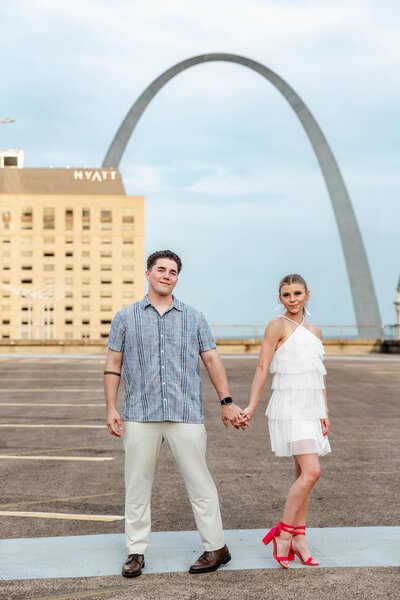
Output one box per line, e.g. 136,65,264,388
266,315,331,457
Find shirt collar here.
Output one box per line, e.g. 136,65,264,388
141,295,183,312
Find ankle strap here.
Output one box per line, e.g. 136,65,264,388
278,521,295,534
293,525,306,536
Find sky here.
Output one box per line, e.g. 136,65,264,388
1,0,399,332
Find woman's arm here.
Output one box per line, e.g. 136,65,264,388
243,319,282,420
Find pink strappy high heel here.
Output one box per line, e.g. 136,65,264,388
288,525,319,566
262,521,294,569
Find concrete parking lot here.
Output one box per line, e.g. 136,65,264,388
0,354,399,599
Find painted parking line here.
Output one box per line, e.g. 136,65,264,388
0,511,123,522
0,389,102,392
0,527,399,581
30,588,126,600
0,403,104,407
0,424,105,429
0,492,116,510
0,455,114,462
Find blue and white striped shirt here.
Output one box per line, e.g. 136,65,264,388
107,295,216,423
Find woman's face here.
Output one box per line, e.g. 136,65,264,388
279,283,310,316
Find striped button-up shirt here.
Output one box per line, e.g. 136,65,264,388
107,295,216,423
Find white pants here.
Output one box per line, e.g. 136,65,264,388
123,421,225,555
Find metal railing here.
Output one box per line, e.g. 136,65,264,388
211,324,397,342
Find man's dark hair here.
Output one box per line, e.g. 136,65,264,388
147,250,182,274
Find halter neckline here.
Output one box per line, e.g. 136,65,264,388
281,314,305,326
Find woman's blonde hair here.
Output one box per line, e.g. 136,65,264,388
278,273,308,294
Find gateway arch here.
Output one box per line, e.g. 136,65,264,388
103,53,381,338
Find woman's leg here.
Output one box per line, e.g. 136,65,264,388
290,454,321,564
274,453,321,567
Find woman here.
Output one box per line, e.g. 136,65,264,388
244,274,331,569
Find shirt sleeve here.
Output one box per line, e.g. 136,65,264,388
197,312,217,353
107,309,125,352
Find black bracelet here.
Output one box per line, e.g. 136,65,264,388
104,371,121,377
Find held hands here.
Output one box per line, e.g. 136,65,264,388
106,408,123,437
221,403,250,431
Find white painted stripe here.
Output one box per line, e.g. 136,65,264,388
0,511,124,521
0,403,103,407
0,424,105,429
0,386,103,394
0,455,114,462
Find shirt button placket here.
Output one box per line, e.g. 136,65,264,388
161,319,167,419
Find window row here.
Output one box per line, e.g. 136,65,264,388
1,208,135,231
1,237,135,245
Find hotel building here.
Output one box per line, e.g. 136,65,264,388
0,150,144,341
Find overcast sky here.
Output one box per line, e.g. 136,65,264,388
1,0,399,332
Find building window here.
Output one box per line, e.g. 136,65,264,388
82,251,90,257
100,319,112,325
65,237,73,244
101,209,112,230
21,207,33,230
82,304,90,311
100,333,109,338
2,306,11,311
82,237,90,244
82,291,90,298
21,237,32,245
21,250,33,257
2,210,11,229
43,278,55,284
82,208,90,230
44,264,55,271
21,265,32,270
65,332,74,340
2,250,11,257
101,279,112,285
122,291,135,298
44,236,55,244
100,238,112,244
123,238,134,244
82,265,90,271
43,207,55,230
2,279,10,284
65,306,73,311
123,208,134,230
123,279,134,285
100,291,112,298
100,251,112,258
2,319,10,325
21,279,32,284
65,291,73,298
123,250,134,257
65,265,73,271
65,320,73,325
123,265,134,271
82,319,90,325
65,278,73,285
65,208,73,230
65,251,73,257
100,305,112,312
101,265,112,271
82,278,90,285
2,265,10,270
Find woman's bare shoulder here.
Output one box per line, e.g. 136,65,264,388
264,317,285,336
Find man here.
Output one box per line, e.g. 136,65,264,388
104,250,247,577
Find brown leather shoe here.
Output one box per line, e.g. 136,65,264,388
121,553,145,578
189,544,231,574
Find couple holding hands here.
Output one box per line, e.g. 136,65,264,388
104,250,331,577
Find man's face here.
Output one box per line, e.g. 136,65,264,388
145,258,179,297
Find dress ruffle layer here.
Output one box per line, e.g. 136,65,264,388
265,323,331,458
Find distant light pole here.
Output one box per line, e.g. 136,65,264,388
0,118,15,123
